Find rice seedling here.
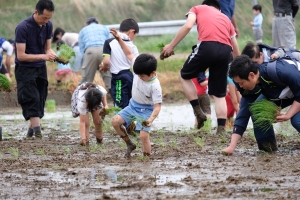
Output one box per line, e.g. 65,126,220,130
169,137,178,149
157,42,174,60
89,144,100,153
117,141,127,148
64,147,71,154
45,99,56,112
0,74,11,90
35,148,46,156
8,147,19,158
200,118,212,134
250,99,280,132
194,137,205,148
55,44,75,65
135,155,149,161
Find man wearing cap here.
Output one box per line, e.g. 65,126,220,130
272,0,299,50
78,17,111,88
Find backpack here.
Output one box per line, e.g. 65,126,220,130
266,49,300,86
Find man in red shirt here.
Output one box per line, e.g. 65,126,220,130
162,0,240,134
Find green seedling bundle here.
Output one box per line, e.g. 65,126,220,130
46,99,56,112
157,43,174,60
249,99,281,132
0,74,11,90
55,44,76,66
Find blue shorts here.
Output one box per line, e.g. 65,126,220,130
118,99,154,133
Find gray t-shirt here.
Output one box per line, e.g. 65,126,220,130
272,0,299,14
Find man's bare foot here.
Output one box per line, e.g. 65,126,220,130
222,147,234,156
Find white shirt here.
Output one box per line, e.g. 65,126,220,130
61,33,79,47
0,41,13,56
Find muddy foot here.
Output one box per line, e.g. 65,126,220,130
222,147,234,156
124,142,136,158
143,152,150,157
34,131,43,139
80,139,89,146
216,126,226,135
193,106,207,129
96,137,103,145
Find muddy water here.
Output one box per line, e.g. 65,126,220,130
1,104,300,199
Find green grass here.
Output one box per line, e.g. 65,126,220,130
8,147,19,158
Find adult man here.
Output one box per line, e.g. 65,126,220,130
0,37,14,77
218,0,239,38
272,0,299,49
78,17,111,88
15,0,56,138
225,55,300,154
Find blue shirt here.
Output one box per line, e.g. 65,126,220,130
218,0,235,20
253,13,263,28
78,23,110,54
15,15,53,67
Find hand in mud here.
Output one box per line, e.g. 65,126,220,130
99,108,107,120
110,28,120,41
142,120,151,127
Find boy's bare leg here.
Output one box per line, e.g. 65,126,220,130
222,134,241,155
92,109,103,144
112,115,136,157
180,77,207,129
140,130,151,156
80,114,90,146
30,117,42,138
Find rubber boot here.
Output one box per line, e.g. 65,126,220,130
120,125,136,158
193,105,207,129
26,128,34,138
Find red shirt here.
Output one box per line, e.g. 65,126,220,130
187,5,236,48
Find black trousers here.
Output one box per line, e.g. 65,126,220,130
15,63,48,120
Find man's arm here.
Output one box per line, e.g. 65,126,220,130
16,42,55,62
162,14,196,56
231,36,240,59
100,56,111,72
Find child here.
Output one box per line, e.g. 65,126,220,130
71,82,108,146
0,54,12,82
101,18,139,134
250,4,263,44
110,28,162,158
55,40,72,85
162,0,240,134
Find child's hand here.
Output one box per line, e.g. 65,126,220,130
142,120,152,127
250,21,254,26
110,28,120,41
270,53,279,60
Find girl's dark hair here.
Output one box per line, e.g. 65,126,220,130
229,55,259,80
202,0,220,10
85,88,103,111
36,0,55,15
119,18,139,34
133,54,157,76
241,41,260,59
56,40,64,51
253,4,262,12
52,27,65,43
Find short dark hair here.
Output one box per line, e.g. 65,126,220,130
119,18,139,34
85,88,103,112
202,0,220,10
36,0,55,14
229,55,259,80
56,40,64,50
52,27,65,43
241,41,260,59
253,4,262,12
133,54,157,76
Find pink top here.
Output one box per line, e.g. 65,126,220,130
187,5,236,48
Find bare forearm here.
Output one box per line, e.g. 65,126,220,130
286,101,300,118
17,53,46,62
148,104,161,123
169,26,191,48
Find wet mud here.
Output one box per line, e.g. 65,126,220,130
1,107,300,199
